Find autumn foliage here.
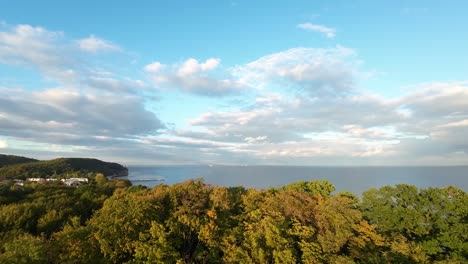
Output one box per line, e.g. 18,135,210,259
0,177,466,263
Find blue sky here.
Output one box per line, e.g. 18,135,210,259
0,1,467,165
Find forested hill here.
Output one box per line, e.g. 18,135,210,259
0,155,128,180
0,154,38,167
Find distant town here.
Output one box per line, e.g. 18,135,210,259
13,177,89,187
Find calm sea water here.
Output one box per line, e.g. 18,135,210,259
123,166,468,195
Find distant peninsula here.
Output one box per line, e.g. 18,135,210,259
0,154,128,180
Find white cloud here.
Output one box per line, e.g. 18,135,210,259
145,47,362,98
2,23,468,165
0,24,164,155
297,23,336,38
232,47,359,96
144,57,247,96
77,35,120,53
144,62,164,73
439,119,468,128
178,58,220,76
180,81,468,164
0,87,164,143
0,24,77,83
244,136,268,143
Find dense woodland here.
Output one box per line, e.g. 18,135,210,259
0,155,127,180
0,154,38,167
0,155,466,263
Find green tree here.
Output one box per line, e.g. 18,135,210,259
95,173,107,185
0,233,48,264
132,222,179,264
88,188,158,263
51,217,106,264
281,180,336,197
361,185,468,262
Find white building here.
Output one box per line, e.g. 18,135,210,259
26,178,45,182
61,178,89,187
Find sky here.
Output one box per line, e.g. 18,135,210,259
0,0,467,165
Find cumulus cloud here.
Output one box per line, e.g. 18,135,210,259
396,83,468,155
400,82,468,119
0,88,164,145
144,62,164,73
0,23,149,94
145,47,362,98
297,23,336,38
77,35,120,53
2,23,468,165
178,58,220,75
144,58,248,96
0,24,164,155
187,94,400,145
232,47,359,97
0,24,78,83
0,24,124,85
180,81,468,165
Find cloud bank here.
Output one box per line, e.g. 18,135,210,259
1,23,468,165
0,24,165,162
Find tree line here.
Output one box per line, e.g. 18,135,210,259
0,175,466,263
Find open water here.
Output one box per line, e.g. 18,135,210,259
122,165,468,195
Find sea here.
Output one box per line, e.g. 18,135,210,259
122,165,468,195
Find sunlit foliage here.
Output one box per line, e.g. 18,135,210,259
0,175,466,263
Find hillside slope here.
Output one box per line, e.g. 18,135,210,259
0,156,128,180
0,154,38,168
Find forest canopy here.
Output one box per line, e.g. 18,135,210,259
0,169,466,263
0,155,128,180
0,154,38,168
